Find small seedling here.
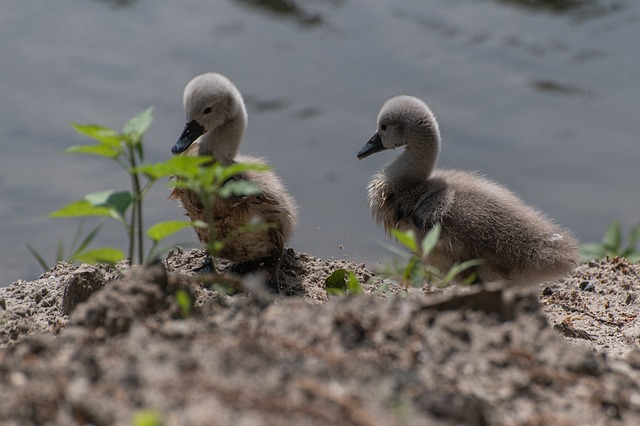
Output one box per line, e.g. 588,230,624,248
131,409,163,426
64,107,155,264
29,108,271,273
581,220,640,263
325,268,363,296
30,108,192,268
175,289,193,319
27,219,105,270
378,224,483,287
136,157,275,272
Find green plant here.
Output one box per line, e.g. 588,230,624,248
325,268,363,296
29,109,200,270
63,108,155,264
175,289,193,318
378,224,483,287
136,158,274,272
581,220,640,262
29,109,276,275
27,219,105,270
32,108,194,267
131,409,163,426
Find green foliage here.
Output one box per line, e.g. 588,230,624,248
146,221,194,242
175,289,193,319
50,190,133,222
379,224,483,287
28,108,194,270
581,220,640,262
131,409,163,426
29,108,274,273
73,247,125,265
144,157,274,271
325,268,363,296
44,108,158,266
27,220,105,270
211,282,238,296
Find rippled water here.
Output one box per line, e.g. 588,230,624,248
1,0,639,285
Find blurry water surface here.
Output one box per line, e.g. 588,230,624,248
1,0,639,285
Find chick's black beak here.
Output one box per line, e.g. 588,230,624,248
171,120,205,155
357,132,386,159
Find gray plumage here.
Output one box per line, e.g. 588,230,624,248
358,95,579,286
170,72,298,264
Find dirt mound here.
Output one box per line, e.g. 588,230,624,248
1,250,639,425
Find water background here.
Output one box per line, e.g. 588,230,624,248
2,0,639,285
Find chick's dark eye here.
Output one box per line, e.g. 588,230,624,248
203,107,212,115
380,124,387,131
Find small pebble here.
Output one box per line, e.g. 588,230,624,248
625,293,635,305
579,281,595,292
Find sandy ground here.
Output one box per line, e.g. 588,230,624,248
1,248,639,425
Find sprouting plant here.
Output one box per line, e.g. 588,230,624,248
131,409,163,426
378,224,483,287
136,157,274,272
581,220,640,263
175,289,193,319
29,108,277,274
44,108,194,265
28,108,195,269
27,219,105,270
62,107,155,264
325,268,363,296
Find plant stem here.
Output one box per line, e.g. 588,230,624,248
204,196,218,273
127,144,144,264
135,175,143,264
127,199,135,264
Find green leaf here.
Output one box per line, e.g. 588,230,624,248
627,223,640,246
626,253,640,263
27,244,50,272
622,223,640,257
346,271,363,295
71,124,121,147
146,220,193,242
219,180,262,198
71,221,105,258
123,107,154,139
49,200,114,218
325,268,349,296
441,259,484,286
65,144,122,159
73,247,125,265
391,229,418,253
84,190,132,217
421,224,441,258
134,156,213,180
403,256,422,284
175,289,193,319
209,241,225,256
580,243,605,261
325,269,363,296
377,239,412,259
219,162,272,182
131,409,163,426
602,220,622,252
211,283,236,296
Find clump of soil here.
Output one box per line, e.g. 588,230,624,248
1,249,639,425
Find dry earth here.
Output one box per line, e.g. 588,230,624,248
1,248,639,425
